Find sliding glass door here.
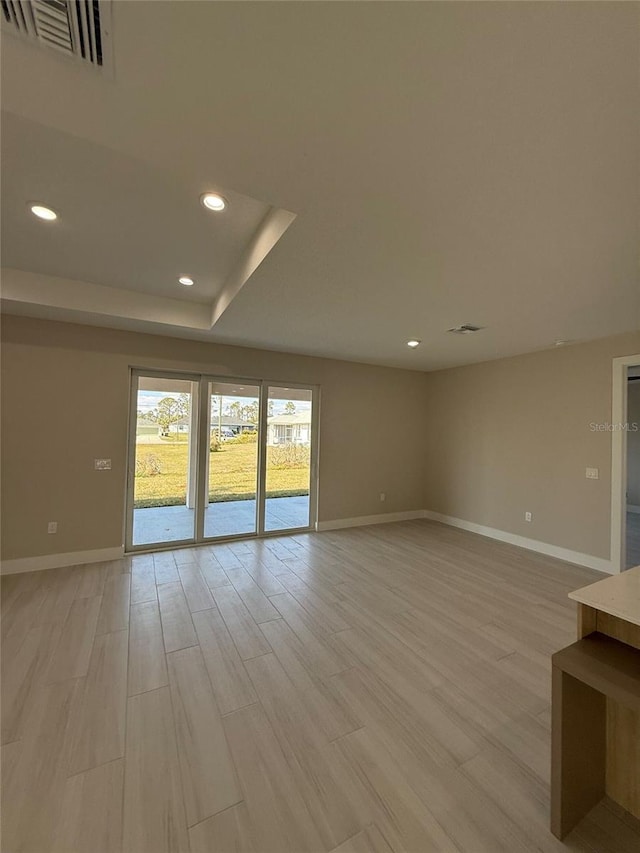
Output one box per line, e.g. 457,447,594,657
129,373,199,548
205,380,260,539
126,372,317,550
265,386,314,531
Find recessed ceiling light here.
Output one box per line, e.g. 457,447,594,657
407,340,421,348
554,339,572,347
178,276,194,286
30,203,58,221
201,193,227,212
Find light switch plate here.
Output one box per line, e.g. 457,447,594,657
95,459,112,470
586,467,599,480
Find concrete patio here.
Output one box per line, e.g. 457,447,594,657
132,495,310,546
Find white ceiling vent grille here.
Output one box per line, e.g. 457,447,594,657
1,0,111,69
448,323,484,335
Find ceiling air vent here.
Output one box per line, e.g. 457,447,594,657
448,323,484,335
1,0,112,69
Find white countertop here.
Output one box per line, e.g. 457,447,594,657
569,565,640,628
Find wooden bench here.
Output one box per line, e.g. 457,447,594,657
551,632,640,839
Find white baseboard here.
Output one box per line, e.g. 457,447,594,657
0,546,125,576
317,509,613,573
627,504,640,515
316,510,425,532
2,509,614,576
423,510,613,574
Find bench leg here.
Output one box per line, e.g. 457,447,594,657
551,666,606,839
577,603,598,639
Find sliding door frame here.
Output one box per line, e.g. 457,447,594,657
198,374,263,542
256,378,269,536
125,368,202,553
125,368,320,553
259,380,320,537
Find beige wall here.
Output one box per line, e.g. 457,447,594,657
0,316,428,561
628,382,640,508
423,332,640,560
2,316,638,566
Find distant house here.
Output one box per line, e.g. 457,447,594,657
267,413,311,446
210,416,257,437
166,418,190,436
158,416,257,438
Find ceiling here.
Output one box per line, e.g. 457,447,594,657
1,113,280,304
1,2,638,370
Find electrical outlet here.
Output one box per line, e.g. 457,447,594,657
95,459,112,470
585,467,599,480
380,492,386,502
524,512,532,523
47,521,57,534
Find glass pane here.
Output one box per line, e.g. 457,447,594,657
205,381,260,538
132,376,196,546
264,386,313,531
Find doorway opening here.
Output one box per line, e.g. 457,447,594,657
625,367,640,568
610,355,640,572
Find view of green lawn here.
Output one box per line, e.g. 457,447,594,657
134,438,310,508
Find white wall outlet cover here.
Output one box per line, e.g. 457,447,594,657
47,521,57,534
380,492,386,502
524,512,532,522
586,467,599,480
95,459,112,470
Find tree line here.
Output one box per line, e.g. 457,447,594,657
138,395,297,436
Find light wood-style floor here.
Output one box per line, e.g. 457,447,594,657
2,520,640,853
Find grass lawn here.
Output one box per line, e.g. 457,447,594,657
134,439,310,508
